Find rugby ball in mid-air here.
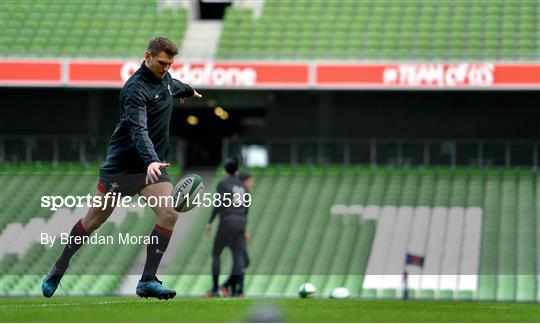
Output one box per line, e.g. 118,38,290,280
298,283,316,298
172,173,204,212
330,287,350,299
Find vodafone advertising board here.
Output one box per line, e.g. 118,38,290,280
1,60,538,89
68,61,309,88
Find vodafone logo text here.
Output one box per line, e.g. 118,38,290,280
171,63,257,87
120,62,257,87
383,63,495,87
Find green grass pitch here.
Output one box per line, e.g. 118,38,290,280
1,297,538,322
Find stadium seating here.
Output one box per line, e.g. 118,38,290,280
1,1,188,58
162,165,538,301
1,164,538,301
0,210,155,296
2,1,536,61
217,0,539,60
0,163,180,296
0,162,99,230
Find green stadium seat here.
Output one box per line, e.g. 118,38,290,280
216,1,538,60
1,163,538,300
2,1,189,58
439,290,454,300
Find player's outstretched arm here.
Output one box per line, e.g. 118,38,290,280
205,181,225,235
171,79,202,104
181,90,202,104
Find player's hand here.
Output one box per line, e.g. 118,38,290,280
205,223,212,237
179,90,202,104
245,232,251,244
146,162,169,185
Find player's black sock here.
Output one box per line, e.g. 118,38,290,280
54,219,90,272
229,275,238,295
140,224,172,282
212,275,219,291
237,274,244,294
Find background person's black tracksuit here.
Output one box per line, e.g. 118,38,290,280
208,175,248,293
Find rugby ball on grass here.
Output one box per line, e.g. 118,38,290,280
330,287,350,299
298,283,316,298
172,174,204,212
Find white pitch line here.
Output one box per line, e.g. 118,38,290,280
0,300,137,309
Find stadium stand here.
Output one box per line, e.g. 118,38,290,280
0,163,179,296
162,165,538,301
1,1,188,58
0,211,154,296
217,0,539,60
0,164,538,301
0,162,100,230
2,1,537,61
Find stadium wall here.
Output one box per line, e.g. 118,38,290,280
1,87,538,166
1,88,538,139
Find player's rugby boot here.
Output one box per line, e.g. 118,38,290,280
205,289,220,298
219,283,231,297
42,266,64,298
136,277,176,300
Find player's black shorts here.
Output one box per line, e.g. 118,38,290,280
213,217,247,255
96,171,171,196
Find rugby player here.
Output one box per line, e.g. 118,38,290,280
42,36,202,300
